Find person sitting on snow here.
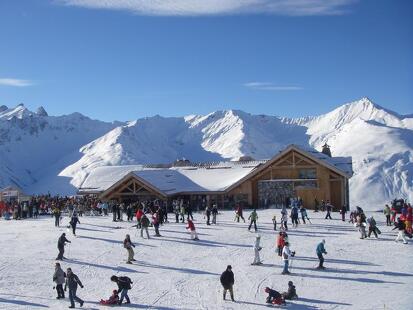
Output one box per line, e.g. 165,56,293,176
282,281,298,300
264,287,285,305
100,290,120,305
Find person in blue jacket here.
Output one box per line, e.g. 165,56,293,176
316,239,327,269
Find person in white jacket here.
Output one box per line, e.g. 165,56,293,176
252,235,262,265
282,242,294,274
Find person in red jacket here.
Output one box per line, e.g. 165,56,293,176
186,219,199,240
276,232,287,257
135,208,144,228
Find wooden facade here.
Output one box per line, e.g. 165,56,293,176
96,146,352,210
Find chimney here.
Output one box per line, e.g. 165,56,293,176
322,143,332,157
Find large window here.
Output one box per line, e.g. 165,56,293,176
298,168,317,179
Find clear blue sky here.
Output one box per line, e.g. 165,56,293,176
0,0,412,121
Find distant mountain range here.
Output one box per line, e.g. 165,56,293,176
1,97,412,209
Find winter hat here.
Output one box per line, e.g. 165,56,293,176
288,281,293,286
227,265,232,270
264,287,270,293
322,239,326,244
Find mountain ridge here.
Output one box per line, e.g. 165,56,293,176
0,98,412,209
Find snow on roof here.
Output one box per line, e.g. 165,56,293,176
79,145,352,196
80,161,264,194
79,165,146,193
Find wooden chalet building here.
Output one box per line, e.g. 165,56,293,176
78,144,353,209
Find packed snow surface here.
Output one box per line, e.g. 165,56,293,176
0,210,412,310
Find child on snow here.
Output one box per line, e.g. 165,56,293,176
264,287,285,305
186,219,199,240
282,281,298,300
272,215,277,230
100,290,120,305
276,232,288,257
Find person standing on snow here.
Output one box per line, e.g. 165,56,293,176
205,205,212,225
290,206,299,227
299,206,310,224
316,239,327,269
235,204,245,223
123,234,136,264
53,262,66,299
393,217,408,244
248,209,258,232
325,201,333,219
56,233,71,260
340,205,347,222
69,212,80,236
367,216,380,238
186,219,199,240
252,235,263,265
152,211,162,237
53,206,61,227
383,204,391,226
212,204,218,224
282,242,294,275
357,212,367,239
65,268,84,308
276,232,287,257
220,265,235,302
140,214,150,239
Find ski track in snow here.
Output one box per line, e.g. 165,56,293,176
0,210,412,310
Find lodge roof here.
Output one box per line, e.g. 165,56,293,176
78,144,353,196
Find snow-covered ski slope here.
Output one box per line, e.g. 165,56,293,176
0,209,412,310
1,97,412,209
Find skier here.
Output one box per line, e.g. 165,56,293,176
205,205,212,225
152,211,162,237
276,232,287,257
272,215,277,230
281,212,288,231
383,204,391,226
111,275,133,305
248,209,258,232
357,212,367,239
316,239,327,269
367,216,380,238
282,242,294,275
123,234,136,264
212,204,218,224
340,205,347,222
140,213,150,239
220,265,235,302
299,206,310,224
186,202,194,221
325,201,333,219
264,287,285,305
393,217,408,244
186,219,199,240
290,205,299,227
56,233,71,260
69,212,80,236
64,268,84,308
251,235,263,265
100,290,119,305
53,262,66,299
235,204,245,223
180,202,186,223
406,204,413,234
135,207,144,228
173,201,180,223
281,281,298,300
53,207,61,227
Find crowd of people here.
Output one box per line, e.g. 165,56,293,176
1,193,411,308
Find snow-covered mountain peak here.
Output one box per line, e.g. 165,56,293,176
0,105,8,113
0,103,33,120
